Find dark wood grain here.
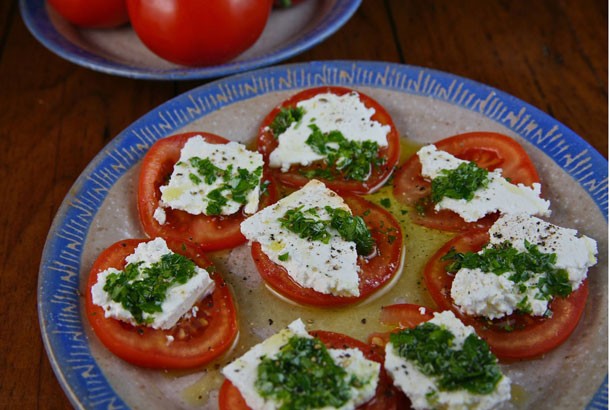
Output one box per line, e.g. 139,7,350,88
0,0,606,408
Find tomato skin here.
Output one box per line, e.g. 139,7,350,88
251,194,403,307
137,132,277,252
84,238,239,369
48,0,128,28
126,0,272,66
218,330,407,410
257,86,401,195
393,132,542,232
423,230,590,360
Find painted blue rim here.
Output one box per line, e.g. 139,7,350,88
19,0,361,80
38,61,608,409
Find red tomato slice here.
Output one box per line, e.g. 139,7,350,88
257,86,400,195
251,194,403,306
48,0,128,28
218,330,408,410
423,230,589,360
138,132,277,252
84,238,238,369
393,132,542,232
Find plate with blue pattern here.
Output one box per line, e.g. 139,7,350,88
39,61,607,409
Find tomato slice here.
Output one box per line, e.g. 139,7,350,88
218,330,408,410
393,132,542,232
423,230,589,360
250,194,403,306
257,86,400,195
368,303,436,348
84,238,238,369
138,132,277,252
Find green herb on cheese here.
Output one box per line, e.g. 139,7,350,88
271,106,305,138
431,161,490,203
442,240,573,304
103,253,198,325
305,124,384,182
278,205,374,256
390,322,503,395
255,336,362,409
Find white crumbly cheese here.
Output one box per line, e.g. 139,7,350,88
269,91,390,172
90,237,215,329
156,135,264,218
240,180,361,297
417,144,551,221
222,319,380,410
384,311,511,410
451,214,598,319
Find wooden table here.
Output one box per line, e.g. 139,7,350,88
1,0,606,408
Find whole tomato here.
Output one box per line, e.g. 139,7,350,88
47,0,129,28
126,0,273,67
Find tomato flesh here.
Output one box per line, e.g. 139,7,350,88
393,132,542,232
218,330,407,410
423,230,589,360
84,238,238,369
251,194,403,306
126,0,272,66
137,132,277,252
257,86,400,195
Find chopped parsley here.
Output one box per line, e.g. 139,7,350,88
278,205,374,255
431,161,490,203
255,336,361,409
442,240,572,307
187,156,263,216
390,322,503,395
305,124,384,182
270,106,305,138
103,253,198,325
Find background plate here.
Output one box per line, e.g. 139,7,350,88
39,61,607,409
20,0,361,80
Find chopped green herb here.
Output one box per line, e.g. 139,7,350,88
278,252,290,262
103,253,198,325
305,124,384,182
189,173,202,185
189,157,224,184
278,206,374,256
204,166,263,216
379,198,392,208
431,161,490,203
390,322,502,395
256,336,361,409
270,106,305,138
442,240,573,303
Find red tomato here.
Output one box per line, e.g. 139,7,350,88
423,230,589,360
84,238,239,369
126,0,272,66
393,132,542,232
257,86,401,195
138,132,277,252
251,194,403,306
218,330,408,410
47,0,128,28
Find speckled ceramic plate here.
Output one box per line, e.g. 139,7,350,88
20,0,361,80
38,61,607,409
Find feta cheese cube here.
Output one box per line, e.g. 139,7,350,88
240,180,361,297
157,135,264,218
451,214,598,318
90,237,215,329
222,319,380,410
384,311,511,410
269,92,390,172
417,144,551,221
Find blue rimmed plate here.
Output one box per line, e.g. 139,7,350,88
39,61,607,409
20,0,361,80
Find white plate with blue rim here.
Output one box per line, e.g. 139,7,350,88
39,61,607,409
20,0,361,80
